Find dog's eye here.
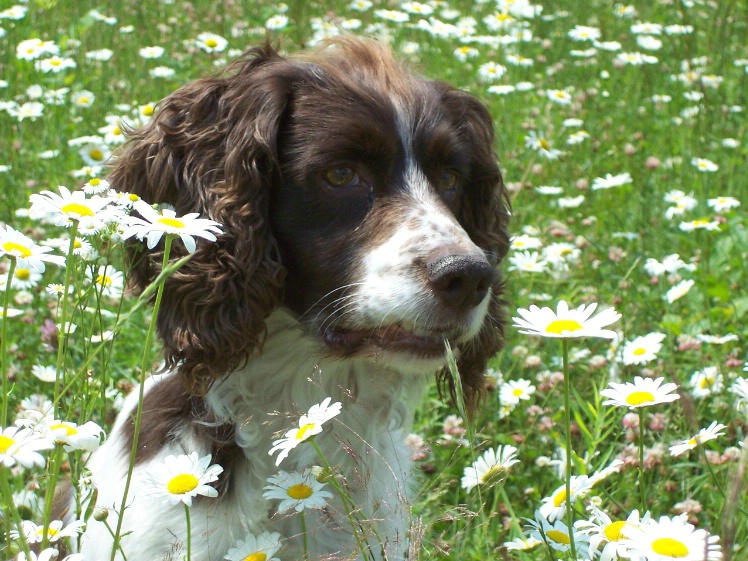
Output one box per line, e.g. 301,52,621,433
324,167,358,188
437,170,460,193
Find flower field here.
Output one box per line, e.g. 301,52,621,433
0,0,746,559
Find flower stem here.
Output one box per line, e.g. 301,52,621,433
561,338,577,561
300,509,309,561
184,502,192,561
40,445,64,549
110,235,173,561
55,221,79,418
0,465,33,559
638,408,646,513
1,257,16,427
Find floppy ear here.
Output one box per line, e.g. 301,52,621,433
110,44,297,394
437,90,511,413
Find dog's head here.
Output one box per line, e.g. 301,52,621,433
111,38,510,408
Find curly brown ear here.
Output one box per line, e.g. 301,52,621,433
437,89,511,414
110,44,299,393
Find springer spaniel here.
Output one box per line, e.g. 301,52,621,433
79,37,509,560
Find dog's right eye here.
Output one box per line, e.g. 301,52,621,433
324,167,358,188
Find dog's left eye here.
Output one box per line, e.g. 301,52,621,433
324,167,359,188
437,169,460,193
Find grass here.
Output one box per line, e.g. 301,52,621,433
0,0,747,559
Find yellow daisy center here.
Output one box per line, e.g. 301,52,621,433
545,319,583,335
61,203,95,217
88,149,104,161
205,38,218,48
36,527,59,536
112,126,121,135
693,219,709,227
625,391,655,406
97,274,113,287
15,268,31,281
167,473,199,495
546,529,570,545
128,194,140,201
242,553,267,561
287,483,313,500
296,422,316,441
0,435,15,453
50,59,61,67
90,178,101,186
3,241,32,258
50,423,78,436
652,537,688,557
539,139,550,150
78,96,90,104
553,489,567,507
604,520,627,541
633,347,646,355
687,437,697,446
512,388,524,397
698,377,714,389
157,216,185,229
480,465,504,484
142,105,154,116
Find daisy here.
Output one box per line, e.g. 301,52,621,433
600,376,680,409
0,225,65,272
268,397,342,466
696,333,738,344
691,157,718,172
10,518,85,544
536,185,563,195
526,511,590,556
477,61,507,81
707,196,740,212
263,469,333,513
85,48,114,61
195,32,228,53
568,25,601,41
224,531,282,561
139,46,164,59
0,266,42,290
460,444,519,493
507,250,548,273
591,172,633,191
499,379,536,405
689,366,722,398
266,15,289,30
510,234,543,250
0,425,54,468
644,254,696,276
36,55,76,73
669,421,726,457
31,364,57,383
146,452,224,506
503,536,542,551
79,140,111,167
123,200,222,253
567,130,590,145
86,265,124,299
513,300,621,339
539,475,592,521
622,514,721,561
71,90,95,108
621,332,666,365
29,186,111,230
558,195,585,208
47,420,105,452
150,66,176,79
9,101,45,121
525,131,563,160
575,505,649,561
82,177,111,195
665,279,695,303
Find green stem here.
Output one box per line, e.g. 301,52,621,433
1,257,16,427
0,465,33,559
638,408,646,514
184,502,191,561
40,445,64,549
55,221,80,418
110,236,173,561
300,509,309,561
561,339,577,561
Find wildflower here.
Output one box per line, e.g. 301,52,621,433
79,140,111,167
525,131,563,159
665,279,695,303
150,66,176,79
644,254,696,276
588,458,624,486
689,366,722,398
71,90,95,108
0,225,65,272
263,469,333,513
488,84,516,95
85,48,113,61
696,333,738,344
539,475,592,521
35,55,76,73
536,185,563,195
0,266,42,290
546,89,573,105
461,445,519,493
224,531,282,561
591,172,632,191
31,365,57,383
622,514,721,561
139,46,164,59
269,398,342,466
195,32,228,53
513,300,621,339
729,377,748,406
707,196,740,212
507,251,548,273
453,46,479,62
616,52,658,65
558,195,585,208
621,332,665,365
568,25,601,41
526,511,590,556
510,234,543,251
1,5,27,19
265,15,289,30
122,199,222,253
146,452,224,506
575,505,649,561
678,218,720,232
503,536,542,551
601,376,680,409
29,186,111,230
500,379,536,405
10,519,85,544
8,101,45,121
374,9,409,23
478,61,506,81
86,265,124,299
669,421,726,457
0,426,54,468
567,130,590,145
691,157,718,172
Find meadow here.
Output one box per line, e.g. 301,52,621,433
0,0,746,559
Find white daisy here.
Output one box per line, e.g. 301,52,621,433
601,376,680,409
499,379,536,405
621,332,666,365
29,186,111,231
691,157,718,172
621,514,721,561
10,518,85,544
539,475,592,521
263,469,333,513
0,425,54,468
513,300,621,339
86,264,124,299
507,250,549,273
591,172,633,191
224,531,282,561
460,445,519,493
526,511,590,556
575,505,649,561
195,32,228,53
145,452,224,506
669,421,726,457
707,196,740,212
525,131,563,159
689,366,722,398
665,279,695,303
679,218,720,232
268,398,342,466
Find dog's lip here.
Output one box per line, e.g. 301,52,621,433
323,323,450,357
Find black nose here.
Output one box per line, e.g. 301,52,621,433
427,254,495,310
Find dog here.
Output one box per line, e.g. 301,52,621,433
78,37,509,560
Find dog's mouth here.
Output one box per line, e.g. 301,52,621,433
323,323,451,358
